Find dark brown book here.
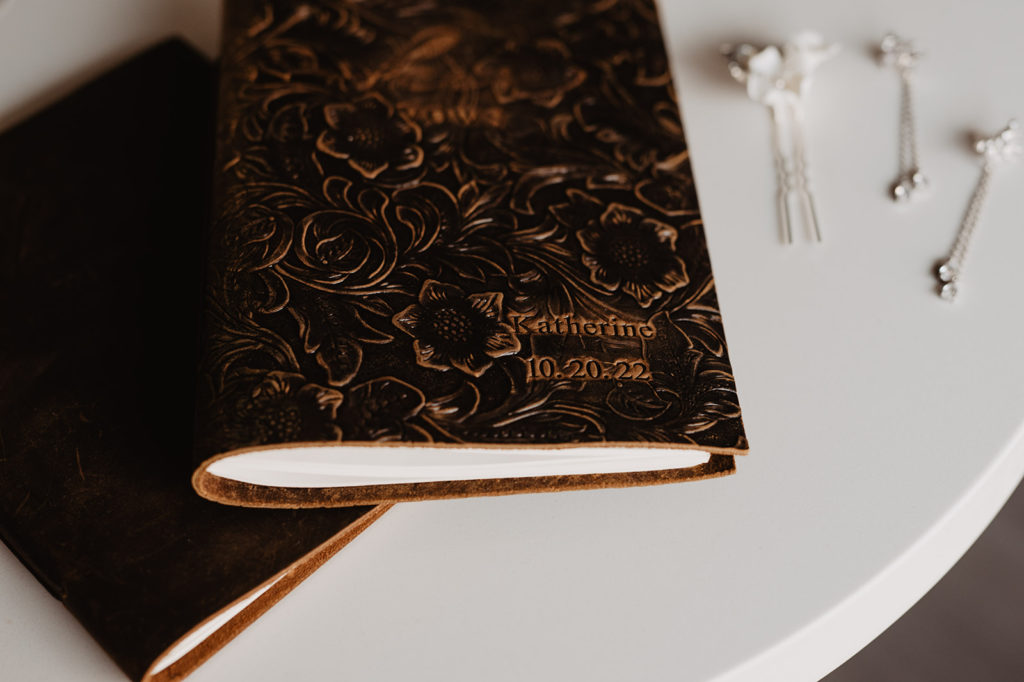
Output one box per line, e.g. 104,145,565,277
0,41,385,681
192,0,748,508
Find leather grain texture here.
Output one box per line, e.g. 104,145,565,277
194,0,748,507
0,41,381,681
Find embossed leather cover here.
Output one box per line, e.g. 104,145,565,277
0,41,384,681
193,0,747,507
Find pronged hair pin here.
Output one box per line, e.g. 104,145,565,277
723,32,839,244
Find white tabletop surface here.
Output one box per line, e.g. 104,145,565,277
2,1,1024,681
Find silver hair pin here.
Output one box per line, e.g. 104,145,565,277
879,33,927,201
723,33,839,244
936,119,1020,302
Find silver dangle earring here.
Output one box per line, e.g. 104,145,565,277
936,120,1020,302
879,33,927,202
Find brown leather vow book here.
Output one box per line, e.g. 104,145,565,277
192,0,748,508
0,42,384,681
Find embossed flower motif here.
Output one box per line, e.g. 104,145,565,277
222,205,293,272
629,312,743,440
316,94,423,179
606,47,672,89
281,209,397,292
577,204,689,308
257,43,320,81
387,182,516,280
392,280,521,377
340,377,426,441
479,39,586,108
636,174,696,217
375,26,478,128
253,4,379,85
222,267,290,317
574,96,687,172
421,109,545,181
236,371,344,445
565,4,673,90
265,102,311,144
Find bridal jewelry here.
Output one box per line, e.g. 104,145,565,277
723,33,839,244
936,120,1020,302
879,33,927,201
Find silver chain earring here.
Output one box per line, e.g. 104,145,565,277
936,120,1020,301
879,33,927,202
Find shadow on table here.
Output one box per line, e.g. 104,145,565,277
821,478,1024,681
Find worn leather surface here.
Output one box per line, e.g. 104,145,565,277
194,0,747,507
0,41,380,681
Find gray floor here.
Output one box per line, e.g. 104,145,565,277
821,480,1024,681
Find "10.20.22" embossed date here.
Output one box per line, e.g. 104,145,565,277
524,356,652,382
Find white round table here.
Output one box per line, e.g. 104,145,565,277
2,1,1023,681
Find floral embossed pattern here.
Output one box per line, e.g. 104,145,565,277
196,0,748,461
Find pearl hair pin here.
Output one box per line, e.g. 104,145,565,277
723,33,839,244
936,120,1020,302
